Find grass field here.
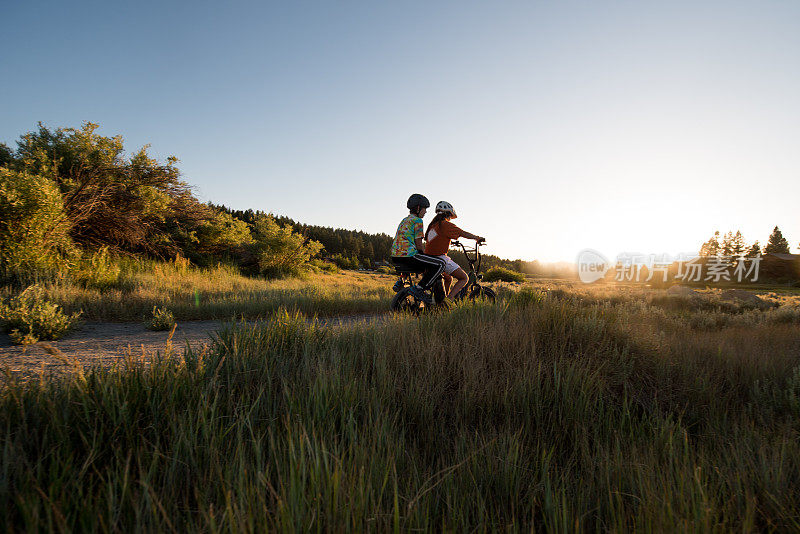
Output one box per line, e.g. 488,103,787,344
1,260,399,322
2,279,800,530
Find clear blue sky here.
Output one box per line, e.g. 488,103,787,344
2,1,799,261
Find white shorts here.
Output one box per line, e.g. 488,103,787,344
436,254,461,275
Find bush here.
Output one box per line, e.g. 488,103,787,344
483,266,525,283
330,253,360,270
0,285,81,344
70,247,128,289
248,215,323,278
308,258,339,274
146,306,176,331
0,169,75,283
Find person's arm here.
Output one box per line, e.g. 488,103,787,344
460,230,484,242
414,219,426,253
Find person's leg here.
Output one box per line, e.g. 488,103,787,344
392,255,444,303
413,253,446,290
442,272,453,294
448,267,469,299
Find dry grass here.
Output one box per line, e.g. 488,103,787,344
2,263,397,322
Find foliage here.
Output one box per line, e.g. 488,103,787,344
217,205,392,267
721,230,746,256
146,306,176,331
0,168,75,283
247,215,323,278
6,122,212,256
193,210,253,257
765,226,791,254
746,241,761,257
700,230,721,256
0,285,81,344
70,247,127,289
330,253,360,270
308,258,339,274
483,266,525,282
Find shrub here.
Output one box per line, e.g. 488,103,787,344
330,253,359,270
0,285,81,344
376,265,394,274
71,247,127,289
309,258,339,274
0,168,75,283
146,306,176,331
248,215,323,278
483,266,525,283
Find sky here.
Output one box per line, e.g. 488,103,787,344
2,0,799,262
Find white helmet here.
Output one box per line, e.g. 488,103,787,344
435,200,457,218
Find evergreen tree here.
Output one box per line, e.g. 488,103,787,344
764,226,790,254
731,230,746,257
720,231,734,256
699,231,721,256
745,241,761,258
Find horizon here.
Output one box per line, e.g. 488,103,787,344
2,1,799,262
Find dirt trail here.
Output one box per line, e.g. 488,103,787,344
0,315,379,380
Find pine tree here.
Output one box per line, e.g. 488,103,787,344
720,231,734,256
731,230,746,257
700,231,721,256
745,241,761,258
764,226,790,254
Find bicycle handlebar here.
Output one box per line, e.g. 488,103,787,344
452,240,486,247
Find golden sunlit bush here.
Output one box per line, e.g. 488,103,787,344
0,285,81,345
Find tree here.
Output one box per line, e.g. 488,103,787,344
191,211,254,261
9,122,211,256
700,231,721,256
0,143,13,168
720,231,734,256
746,241,761,258
730,231,746,257
764,226,790,254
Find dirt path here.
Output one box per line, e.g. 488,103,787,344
0,315,381,380
0,321,221,379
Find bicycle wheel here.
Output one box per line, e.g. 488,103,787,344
391,287,424,314
468,285,496,303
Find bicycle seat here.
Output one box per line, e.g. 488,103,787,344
394,267,420,274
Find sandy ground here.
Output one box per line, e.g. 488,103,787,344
0,315,380,381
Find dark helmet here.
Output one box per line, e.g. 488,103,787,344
406,193,430,210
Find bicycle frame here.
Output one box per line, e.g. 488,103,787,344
451,240,486,298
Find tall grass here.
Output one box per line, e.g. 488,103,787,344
2,294,799,530
1,256,395,322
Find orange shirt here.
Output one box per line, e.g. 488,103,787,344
425,220,464,256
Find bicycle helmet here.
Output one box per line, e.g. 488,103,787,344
435,200,457,218
406,193,430,210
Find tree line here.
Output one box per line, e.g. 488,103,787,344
699,227,794,257
214,206,393,269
